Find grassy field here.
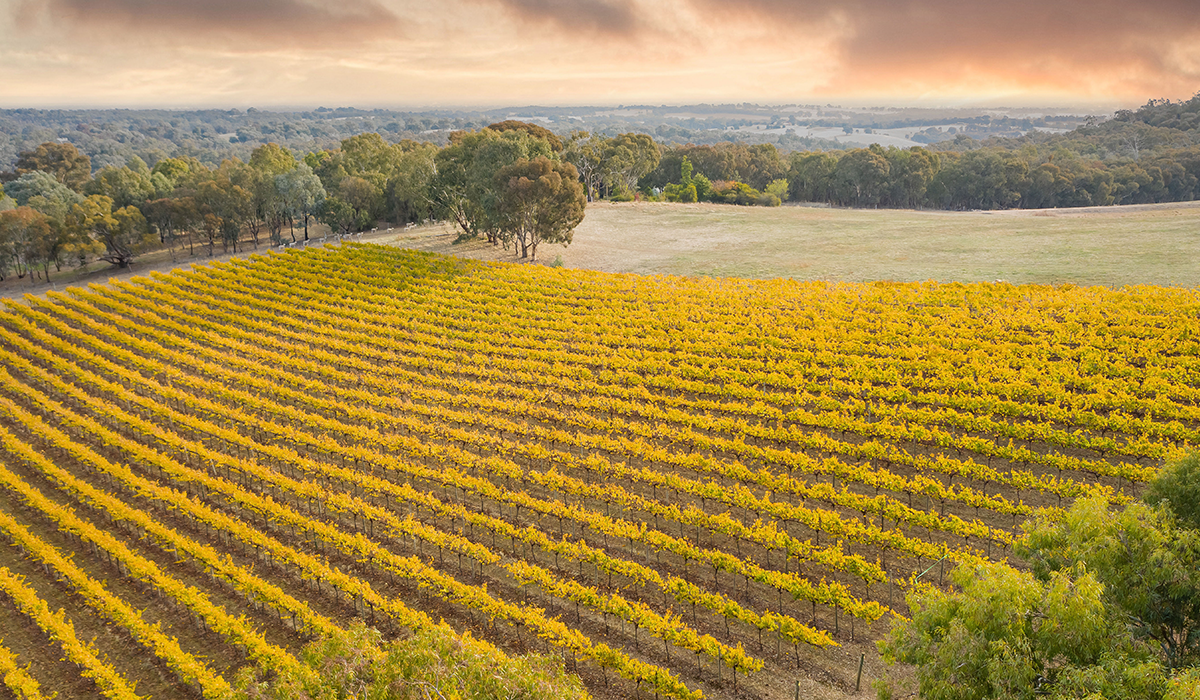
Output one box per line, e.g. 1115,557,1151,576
388,200,1200,288
5,200,1197,302
0,243,1195,700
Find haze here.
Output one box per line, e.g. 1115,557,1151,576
3,0,1198,108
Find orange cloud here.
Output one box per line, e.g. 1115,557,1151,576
22,0,403,44
481,0,641,35
2,0,1196,106
684,0,1200,100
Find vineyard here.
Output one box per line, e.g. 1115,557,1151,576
0,243,1195,700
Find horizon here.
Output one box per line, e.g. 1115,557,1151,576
0,100,1141,114
2,1,1197,111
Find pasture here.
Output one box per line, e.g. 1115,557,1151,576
391,200,1200,287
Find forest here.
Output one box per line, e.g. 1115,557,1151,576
0,95,1197,280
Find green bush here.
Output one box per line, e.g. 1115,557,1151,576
1145,450,1200,530
663,182,697,203
711,181,760,205
233,622,591,700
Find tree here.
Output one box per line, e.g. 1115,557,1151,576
741,144,786,191
431,136,483,239
487,120,564,151
387,142,437,224
260,177,291,246
68,195,154,268
15,142,91,191
0,207,57,279
931,149,1029,209
150,156,195,186
764,178,789,202
494,157,585,261
787,152,838,203
85,165,155,209
1145,450,1200,531
880,560,1153,700
338,176,382,231
223,162,270,249
318,196,357,236
275,164,326,241
4,171,84,209
886,147,939,208
196,177,251,254
604,133,660,196
143,196,198,258
1022,493,1200,671
339,132,397,176
663,156,699,202
431,129,554,244
249,143,297,177
563,131,608,201
833,148,891,207
881,470,1200,700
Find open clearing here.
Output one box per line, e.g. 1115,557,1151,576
386,200,1200,288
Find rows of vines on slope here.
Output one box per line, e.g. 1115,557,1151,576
77,274,1033,554
6,243,1196,699
272,245,1200,427
0,640,47,700
0,564,141,699
0,342,706,700
145,257,1170,492
7,296,890,627
0,312,839,664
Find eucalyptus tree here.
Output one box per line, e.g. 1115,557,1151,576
15,142,92,191
494,157,585,261
387,142,437,224
603,132,659,196
563,131,608,201
276,163,326,241
431,128,555,244
68,195,153,268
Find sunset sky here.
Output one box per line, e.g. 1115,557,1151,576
2,0,1198,109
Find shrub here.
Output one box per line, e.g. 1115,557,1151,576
233,622,591,700
1145,450,1200,530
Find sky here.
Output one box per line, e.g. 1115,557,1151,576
1,0,1198,109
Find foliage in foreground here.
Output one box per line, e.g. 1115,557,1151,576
878,451,1200,700
233,621,591,700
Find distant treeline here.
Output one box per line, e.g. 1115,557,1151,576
647,94,1200,209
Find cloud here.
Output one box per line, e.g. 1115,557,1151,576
686,0,1200,98
476,0,640,36
20,0,403,44
3,0,1196,106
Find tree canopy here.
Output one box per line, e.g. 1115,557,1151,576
495,156,585,261
487,120,564,152
15,141,91,191
879,450,1200,700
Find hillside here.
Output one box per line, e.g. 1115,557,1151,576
0,243,1194,699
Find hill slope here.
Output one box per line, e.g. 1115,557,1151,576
0,244,1194,699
